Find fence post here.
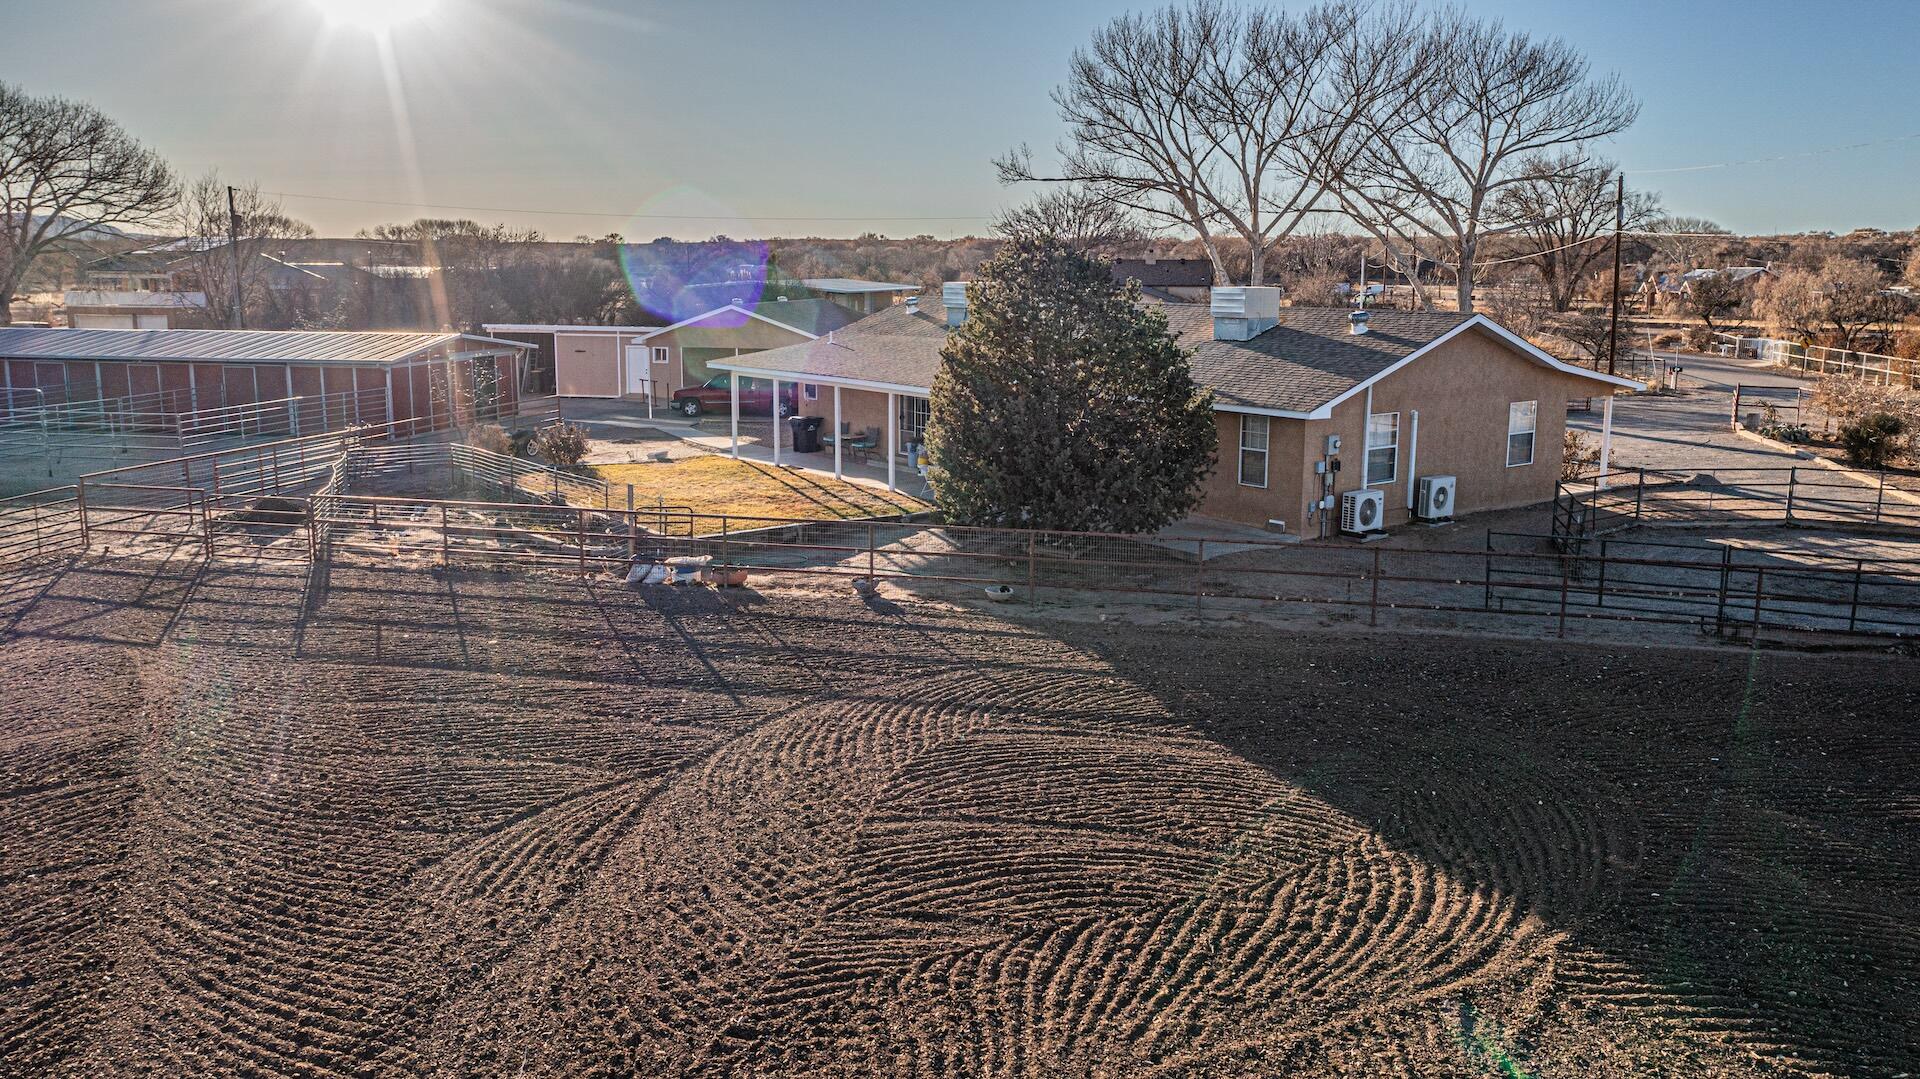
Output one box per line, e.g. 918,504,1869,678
1875,471,1887,524
577,507,588,577
1194,538,1206,616
867,521,876,581
1026,532,1037,605
1783,467,1796,522
211,459,221,498
75,482,89,551
1848,558,1864,634
30,498,43,558
1482,533,1494,610
626,485,636,562
201,491,214,561
1635,468,1645,521
440,504,450,567
1749,566,1765,641
1369,546,1381,627
1557,553,1570,638
1714,546,1732,636
1596,539,1608,608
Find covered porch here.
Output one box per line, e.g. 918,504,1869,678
709,359,933,496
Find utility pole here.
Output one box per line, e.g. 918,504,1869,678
1604,171,1624,377
226,185,245,330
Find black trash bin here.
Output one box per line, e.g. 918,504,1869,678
788,415,824,453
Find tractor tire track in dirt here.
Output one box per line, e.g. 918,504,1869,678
1,555,1915,1076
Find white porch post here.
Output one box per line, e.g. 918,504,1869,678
832,385,843,479
771,379,782,466
1405,409,1420,510
1597,393,1615,489
886,391,897,492
729,374,740,459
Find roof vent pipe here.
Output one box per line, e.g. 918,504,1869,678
1210,286,1281,342
1349,309,1371,336
942,281,969,327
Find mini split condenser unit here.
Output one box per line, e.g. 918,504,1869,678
1340,489,1385,535
1415,475,1457,522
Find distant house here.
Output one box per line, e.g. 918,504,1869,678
709,285,1639,532
1111,257,1214,302
800,278,921,314
61,289,210,330
485,298,861,401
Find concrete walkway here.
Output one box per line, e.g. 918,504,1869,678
555,398,936,502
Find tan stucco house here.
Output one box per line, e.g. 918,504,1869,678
713,285,1639,531
487,298,860,402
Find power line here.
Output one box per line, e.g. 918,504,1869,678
1628,131,1920,176
258,188,995,224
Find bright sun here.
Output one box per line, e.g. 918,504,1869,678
316,0,440,33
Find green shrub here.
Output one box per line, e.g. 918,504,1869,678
531,422,590,468
1839,413,1906,468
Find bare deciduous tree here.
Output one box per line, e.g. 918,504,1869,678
1492,154,1659,312
1332,12,1640,312
172,174,315,329
1001,0,1419,286
0,82,177,323
992,187,1147,256
1680,270,1747,335
1645,215,1730,273
1757,259,1909,351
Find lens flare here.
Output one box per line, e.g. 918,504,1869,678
616,188,771,324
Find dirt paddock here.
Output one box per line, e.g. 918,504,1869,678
1,553,1916,1077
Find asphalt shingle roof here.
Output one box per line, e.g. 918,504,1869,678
725,300,1492,412
0,328,526,366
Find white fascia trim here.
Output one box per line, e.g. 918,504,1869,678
453,334,538,351
482,324,663,334
639,304,822,341
1319,315,1642,414
1212,402,1330,420
710,360,929,397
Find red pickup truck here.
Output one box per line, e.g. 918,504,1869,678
670,374,798,418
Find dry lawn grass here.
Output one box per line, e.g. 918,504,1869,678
592,455,928,528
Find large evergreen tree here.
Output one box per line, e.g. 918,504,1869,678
925,237,1215,532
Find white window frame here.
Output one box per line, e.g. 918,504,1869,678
1365,411,1399,487
1237,414,1269,488
650,346,669,365
1507,400,1538,467
803,382,819,401
900,395,930,444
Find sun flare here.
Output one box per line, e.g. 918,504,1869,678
314,0,440,33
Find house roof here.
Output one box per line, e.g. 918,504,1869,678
716,301,1638,411
63,290,209,309
646,298,862,343
0,327,529,366
483,323,664,335
799,278,922,294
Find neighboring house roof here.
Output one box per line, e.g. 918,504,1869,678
717,302,1640,412
1679,265,1770,284
799,278,922,294
63,290,208,309
644,298,862,343
0,328,528,365
482,323,664,335
1111,258,1215,288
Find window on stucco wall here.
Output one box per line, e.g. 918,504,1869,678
1507,400,1538,466
1238,415,1269,488
1366,412,1399,486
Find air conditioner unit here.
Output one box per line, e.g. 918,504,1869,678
1340,489,1385,535
1415,474,1457,522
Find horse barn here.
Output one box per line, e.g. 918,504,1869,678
0,328,532,491
0,327,529,427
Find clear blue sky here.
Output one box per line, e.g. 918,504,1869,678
4,0,1916,239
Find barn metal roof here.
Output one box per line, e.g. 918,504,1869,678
0,328,530,366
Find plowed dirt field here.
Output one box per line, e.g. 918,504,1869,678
2,553,1916,1077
